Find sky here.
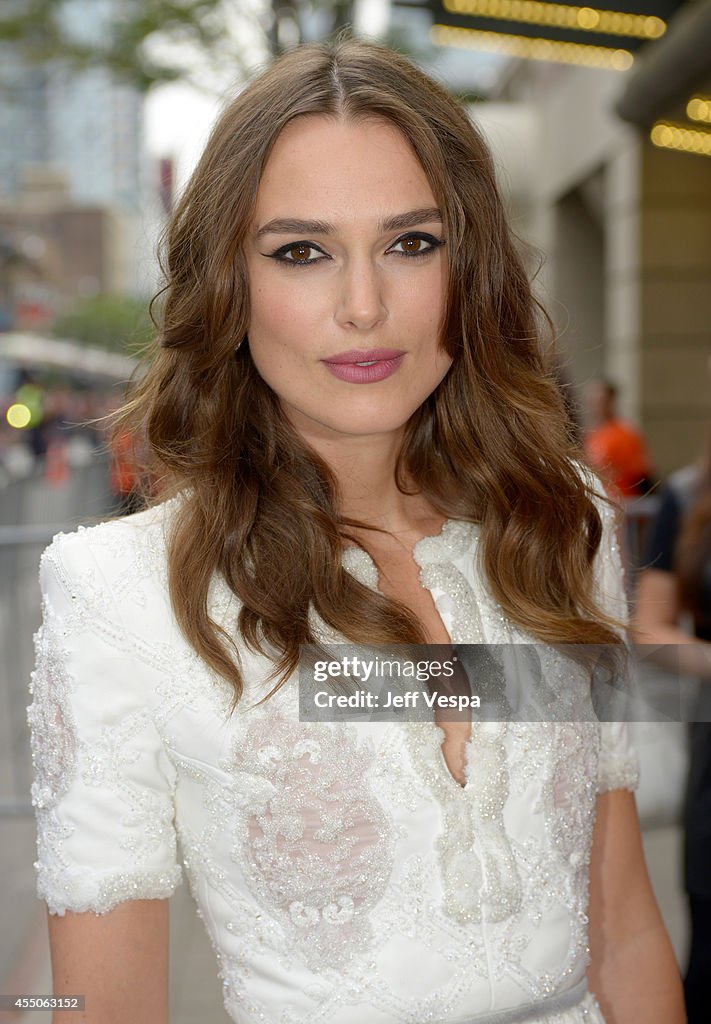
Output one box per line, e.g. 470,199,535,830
141,0,270,190
144,82,223,191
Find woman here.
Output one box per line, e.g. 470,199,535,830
28,39,683,1024
635,435,711,1023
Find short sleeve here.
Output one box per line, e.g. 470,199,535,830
597,720,640,793
589,480,640,794
27,531,182,916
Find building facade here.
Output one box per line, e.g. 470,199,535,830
468,22,711,474
0,0,151,326
0,0,145,212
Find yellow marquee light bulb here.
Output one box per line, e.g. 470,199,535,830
577,7,600,28
644,15,664,35
651,121,711,158
432,23,634,68
687,97,711,124
442,0,666,38
650,124,673,147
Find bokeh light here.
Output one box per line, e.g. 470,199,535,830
6,403,32,429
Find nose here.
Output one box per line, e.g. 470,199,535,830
334,257,388,331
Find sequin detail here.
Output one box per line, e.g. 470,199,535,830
29,529,182,915
410,523,523,924
28,596,77,813
227,714,394,971
28,593,80,914
406,721,523,923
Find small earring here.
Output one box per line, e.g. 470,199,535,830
236,336,247,352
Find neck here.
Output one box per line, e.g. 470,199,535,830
298,424,438,535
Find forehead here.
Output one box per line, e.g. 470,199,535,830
253,115,437,219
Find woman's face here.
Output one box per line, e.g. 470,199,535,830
244,115,452,446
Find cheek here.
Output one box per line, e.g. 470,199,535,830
246,280,321,401
395,261,447,323
398,284,449,378
249,276,321,354
426,354,454,403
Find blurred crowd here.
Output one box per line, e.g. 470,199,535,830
0,377,136,510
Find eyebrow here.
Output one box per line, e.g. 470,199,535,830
254,207,443,240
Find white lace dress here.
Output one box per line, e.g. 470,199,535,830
28,497,638,1024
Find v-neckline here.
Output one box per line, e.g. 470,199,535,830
341,519,481,789
342,518,479,584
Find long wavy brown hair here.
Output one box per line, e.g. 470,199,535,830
114,38,623,702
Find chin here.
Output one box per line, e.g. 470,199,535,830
297,410,415,440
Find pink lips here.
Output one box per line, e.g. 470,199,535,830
322,348,406,384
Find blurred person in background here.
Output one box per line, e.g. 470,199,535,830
635,424,711,1024
102,391,145,515
16,372,48,462
108,423,143,515
41,389,71,487
584,376,655,498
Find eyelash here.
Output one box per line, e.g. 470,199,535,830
264,232,446,269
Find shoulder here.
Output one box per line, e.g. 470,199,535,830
38,496,186,631
41,496,181,590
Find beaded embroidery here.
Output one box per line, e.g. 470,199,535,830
28,596,77,814
28,594,80,913
28,530,183,915
226,712,394,971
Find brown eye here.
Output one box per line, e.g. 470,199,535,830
288,244,314,262
389,234,442,257
401,237,422,253
267,240,329,267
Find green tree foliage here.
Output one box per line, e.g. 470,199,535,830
53,294,154,354
0,0,367,91
0,0,253,90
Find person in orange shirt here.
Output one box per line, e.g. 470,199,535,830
584,376,655,498
108,427,143,515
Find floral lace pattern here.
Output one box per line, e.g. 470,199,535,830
225,713,394,971
29,596,77,814
28,594,80,912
